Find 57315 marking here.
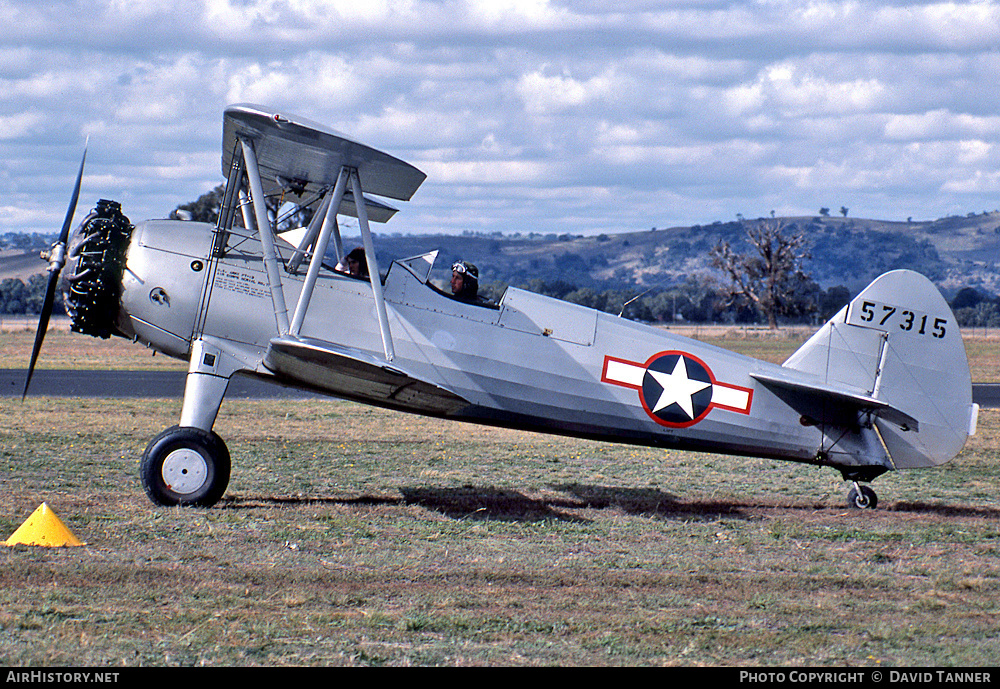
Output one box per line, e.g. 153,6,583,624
850,299,948,339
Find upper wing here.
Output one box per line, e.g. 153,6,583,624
222,104,427,222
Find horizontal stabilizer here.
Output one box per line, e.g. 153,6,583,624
264,335,468,415
750,371,919,431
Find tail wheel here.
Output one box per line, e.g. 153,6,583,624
140,426,230,507
847,483,878,510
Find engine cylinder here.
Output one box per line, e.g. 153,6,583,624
63,199,134,339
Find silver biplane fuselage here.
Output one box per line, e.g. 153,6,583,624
126,217,803,456
41,104,977,509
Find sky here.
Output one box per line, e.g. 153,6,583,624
2,0,1000,238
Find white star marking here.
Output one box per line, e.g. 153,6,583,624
647,357,712,419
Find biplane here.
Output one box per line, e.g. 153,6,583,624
25,104,978,510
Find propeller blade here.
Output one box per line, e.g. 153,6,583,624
22,144,88,399
22,270,61,399
59,141,88,244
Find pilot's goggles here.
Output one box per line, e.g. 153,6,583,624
451,262,478,280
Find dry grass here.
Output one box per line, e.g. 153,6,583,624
2,395,999,666
1,328,184,371
2,325,1000,666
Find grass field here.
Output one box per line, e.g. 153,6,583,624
2,327,999,666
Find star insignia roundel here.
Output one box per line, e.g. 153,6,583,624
641,353,714,425
601,350,753,428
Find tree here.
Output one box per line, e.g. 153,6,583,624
0,278,28,313
709,220,815,329
951,287,987,310
172,184,315,232
840,206,849,217
171,185,226,224
819,208,830,217
0,275,63,314
819,285,851,320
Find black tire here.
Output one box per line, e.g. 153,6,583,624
140,426,230,507
847,484,878,510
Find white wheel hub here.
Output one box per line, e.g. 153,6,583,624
162,448,209,494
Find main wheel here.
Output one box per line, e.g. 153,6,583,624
847,483,878,510
140,426,231,507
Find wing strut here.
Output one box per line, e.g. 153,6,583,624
289,168,348,335
353,168,395,362
287,191,336,274
239,136,290,335
222,131,396,362
214,146,245,254
282,164,395,361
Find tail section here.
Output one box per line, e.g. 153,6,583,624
781,270,975,471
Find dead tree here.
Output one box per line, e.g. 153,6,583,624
710,220,814,329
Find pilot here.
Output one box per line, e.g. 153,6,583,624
451,261,486,304
338,247,369,279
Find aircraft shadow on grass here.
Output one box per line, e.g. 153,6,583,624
217,484,754,522
889,501,1000,519
216,487,1000,522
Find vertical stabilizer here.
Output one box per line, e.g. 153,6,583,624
784,270,974,469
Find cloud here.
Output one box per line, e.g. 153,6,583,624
516,69,616,114
723,63,886,119
884,110,1000,141
0,111,46,140
3,0,1000,238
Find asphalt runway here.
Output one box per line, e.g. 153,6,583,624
975,384,1000,409
3,369,324,400
4,368,999,408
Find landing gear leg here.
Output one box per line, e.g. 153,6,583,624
140,338,238,507
847,482,878,510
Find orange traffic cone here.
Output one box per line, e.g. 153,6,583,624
4,503,83,547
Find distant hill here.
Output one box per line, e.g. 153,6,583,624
0,249,46,282
4,211,1000,298
358,212,1000,297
